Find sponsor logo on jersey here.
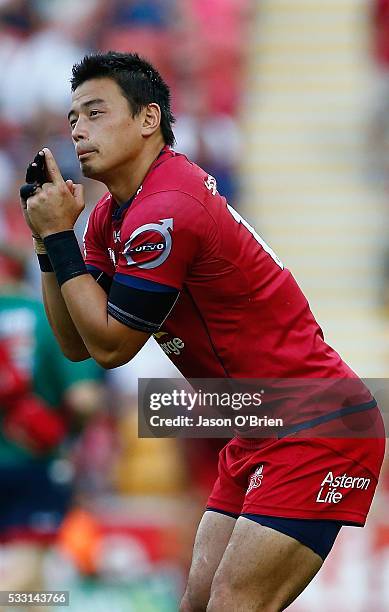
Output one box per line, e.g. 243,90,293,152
123,218,173,269
315,471,371,504
247,465,264,494
113,230,121,244
153,331,185,356
132,241,165,253
159,336,185,356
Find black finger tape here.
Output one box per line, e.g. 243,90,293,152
20,183,37,200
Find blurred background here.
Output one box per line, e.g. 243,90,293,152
0,0,389,610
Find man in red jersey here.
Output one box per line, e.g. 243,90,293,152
20,52,385,611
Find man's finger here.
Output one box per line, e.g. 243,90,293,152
19,195,27,211
66,179,74,195
42,148,64,185
73,183,85,207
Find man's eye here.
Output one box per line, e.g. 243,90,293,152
70,120,76,129
90,110,101,118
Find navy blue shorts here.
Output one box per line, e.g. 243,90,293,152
207,508,341,561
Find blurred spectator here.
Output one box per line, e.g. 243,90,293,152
0,26,84,125
0,147,16,203
98,2,176,91
0,0,37,37
174,110,241,204
175,0,251,114
0,248,104,600
108,0,173,28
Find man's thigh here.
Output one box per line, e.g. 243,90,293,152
207,516,323,612
180,510,236,612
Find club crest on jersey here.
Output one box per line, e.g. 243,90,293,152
247,465,264,494
123,218,173,269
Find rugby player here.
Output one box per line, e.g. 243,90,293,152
20,52,385,611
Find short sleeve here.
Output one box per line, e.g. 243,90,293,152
83,202,114,277
115,191,207,290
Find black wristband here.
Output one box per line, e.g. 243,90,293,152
37,253,53,272
43,230,88,287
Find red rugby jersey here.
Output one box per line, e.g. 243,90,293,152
83,146,357,384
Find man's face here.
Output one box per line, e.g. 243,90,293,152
68,77,144,180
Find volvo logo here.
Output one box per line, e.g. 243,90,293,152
123,218,173,269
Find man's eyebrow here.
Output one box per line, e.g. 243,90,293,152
67,99,106,121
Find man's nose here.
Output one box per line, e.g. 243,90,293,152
72,118,88,141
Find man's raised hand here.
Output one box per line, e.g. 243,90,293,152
25,148,85,239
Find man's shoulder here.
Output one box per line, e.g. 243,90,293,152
87,192,112,230
144,150,209,203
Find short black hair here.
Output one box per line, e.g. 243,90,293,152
71,51,175,146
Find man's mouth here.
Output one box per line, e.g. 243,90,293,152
77,151,96,161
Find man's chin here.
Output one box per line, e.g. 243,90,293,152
80,162,101,180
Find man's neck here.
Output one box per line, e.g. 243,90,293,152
106,138,165,206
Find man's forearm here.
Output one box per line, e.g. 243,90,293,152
60,274,127,366
36,229,147,369
60,273,147,368
41,272,90,361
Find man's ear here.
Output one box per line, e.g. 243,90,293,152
141,103,161,137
